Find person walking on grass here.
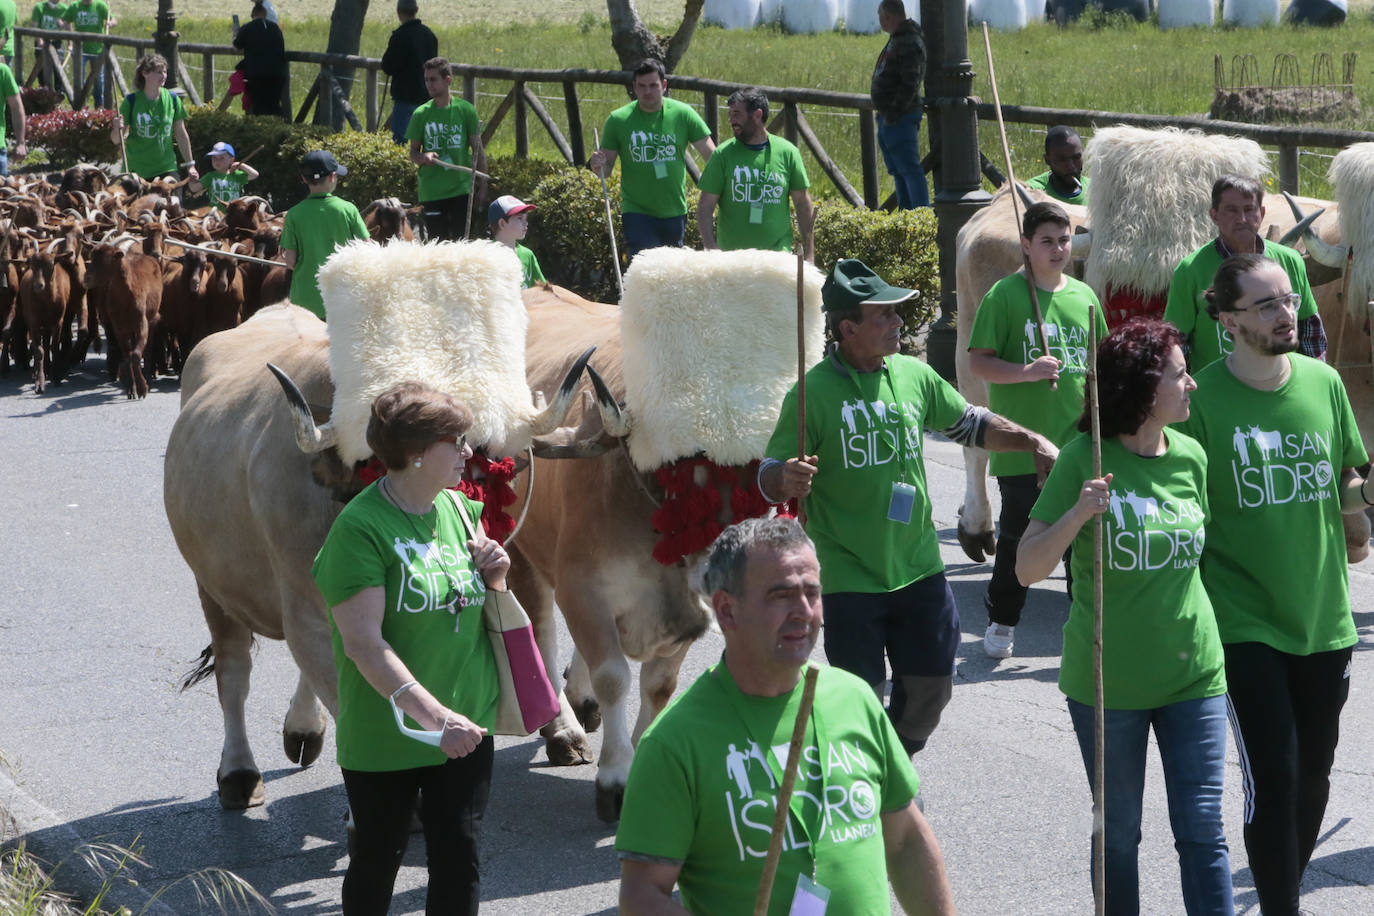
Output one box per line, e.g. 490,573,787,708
232,0,287,119
63,0,112,108
871,0,928,209
587,57,714,260
381,0,437,145
407,56,487,241
967,201,1106,660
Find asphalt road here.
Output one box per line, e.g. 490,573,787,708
2,358,1372,915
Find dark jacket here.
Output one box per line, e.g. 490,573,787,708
233,18,287,82
381,19,439,104
870,19,925,118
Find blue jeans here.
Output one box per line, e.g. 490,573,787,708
622,211,687,259
0,148,9,177
81,52,107,108
391,100,418,145
877,109,929,209
1066,695,1233,916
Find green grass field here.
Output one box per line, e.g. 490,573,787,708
68,8,1374,201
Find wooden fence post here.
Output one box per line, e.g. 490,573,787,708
859,108,879,209
514,78,528,158
1278,143,1300,195
783,100,799,145
522,84,573,163
563,80,584,165
366,66,379,131
463,74,476,105
13,38,22,91
202,51,214,103
703,89,718,141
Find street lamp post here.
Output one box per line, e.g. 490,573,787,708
921,0,990,382
154,0,180,89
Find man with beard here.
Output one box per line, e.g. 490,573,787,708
1025,126,1088,206
698,87,813,260
1177,253,1368,916
616,516,956,916
1165,174,1324,370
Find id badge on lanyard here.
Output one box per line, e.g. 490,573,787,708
653,160,668,179
789,873,831,915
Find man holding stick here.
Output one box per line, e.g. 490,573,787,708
407,56,486,241
616,516,955,916
759,260,1057,756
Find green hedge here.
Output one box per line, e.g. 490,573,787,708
182,108,332,208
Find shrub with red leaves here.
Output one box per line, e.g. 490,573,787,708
20,87,63,116
27,108,117,167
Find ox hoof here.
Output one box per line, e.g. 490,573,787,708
216,768,265,810
545,728,594,767
595,782,625,823
1348,541,1370,565
573,697,602,734
284,728,326,768
956,524,997,564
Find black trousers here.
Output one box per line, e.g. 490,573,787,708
341,735,494,916
1224,641,1352,916
987,474,1073,626
246,77,286,118
422,194,473,242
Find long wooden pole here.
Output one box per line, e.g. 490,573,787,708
162,237,282,268
1087,301,1106,916
432,159,494,180
752,664,819,916
981,22,1056,391
591,127,624,297
795,247,807,527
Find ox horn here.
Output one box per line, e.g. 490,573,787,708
1283,191,1348,268
585,362,631,438
266,362,336,453
1013,181,1035,213
1071,227,1092,258
528,346,597,435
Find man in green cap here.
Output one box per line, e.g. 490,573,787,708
760,259,1057,756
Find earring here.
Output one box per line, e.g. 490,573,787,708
414,458,422,468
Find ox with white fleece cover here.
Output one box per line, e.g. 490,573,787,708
1084,126,1269,299
619,247,825,472
1328,143,1374,316
318,238,540,465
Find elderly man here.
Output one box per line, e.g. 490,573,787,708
760,260,1057,756
1024,126,1088,206
871,0,928,209
1164,174,1324,370
698,87,813,260
616,516,956,916
1177,252,1367,916
588,58,715,260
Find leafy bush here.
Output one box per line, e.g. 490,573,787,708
183,107,331,209
486,154,563,205
26,108,117,167
274,128,416,210
813,202,940,341
20,86,63,116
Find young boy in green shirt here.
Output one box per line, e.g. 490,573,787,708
280,149,369,320
488,194,544,290
202,140,259,212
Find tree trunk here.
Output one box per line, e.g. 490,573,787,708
313,0,370,129
606,0,703,73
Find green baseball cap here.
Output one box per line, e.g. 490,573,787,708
821,258,917,312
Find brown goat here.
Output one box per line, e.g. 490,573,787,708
18,238,72,393
361,198,417,244
88,243,163,399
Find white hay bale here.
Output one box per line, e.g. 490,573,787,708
704,0,762,29
1329,143,1374,314
782,0,840,32
1223,0,1280,25
844,0,883,32
1023,0,1046,23
619,248,826,471
1084,126,1270,297
758,0,784,24
1158,0,1215,27
319,239,538,465
971,0,1030,29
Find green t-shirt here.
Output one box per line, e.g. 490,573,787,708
699,136,809,252
600,97,710,219
280,191,370,319
405,96,481,202
0,1,16,58
1024,170,1088,207
61,0,105,54
32,2,65,35
205,168,248,212
516,243,543,289
0,64,16,145
616,662,920,916
968,273,1106,476
766,352,968,595
118,89,187,179
1164,239,1318,371
1031,433,1226,709
1175,355,1367,655
312,485,500,772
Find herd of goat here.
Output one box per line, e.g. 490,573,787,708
0,164,415,397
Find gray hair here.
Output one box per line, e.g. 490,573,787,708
700,516,814,597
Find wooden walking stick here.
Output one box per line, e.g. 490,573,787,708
752,663,819,916
795,245,808,526
1087,301,1106,916
981,22,1056,391
592,127,624,297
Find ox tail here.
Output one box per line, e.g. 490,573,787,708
181,644,216,691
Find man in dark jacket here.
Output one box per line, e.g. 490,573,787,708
871,0,928,209
232,1,286,119
381,0,438,144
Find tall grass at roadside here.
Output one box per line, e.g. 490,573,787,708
92,15,1374,202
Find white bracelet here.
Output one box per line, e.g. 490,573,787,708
389,680,418,702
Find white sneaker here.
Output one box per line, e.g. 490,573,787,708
984,624,1014,659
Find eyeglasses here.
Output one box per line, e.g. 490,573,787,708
1230,292,1300,321
436,434,467,451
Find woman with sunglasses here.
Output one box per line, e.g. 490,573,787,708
1017,317,1231,915
312,380,509,916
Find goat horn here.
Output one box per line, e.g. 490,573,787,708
267,362,336,453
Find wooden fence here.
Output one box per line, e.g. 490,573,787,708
13,25,1374,204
